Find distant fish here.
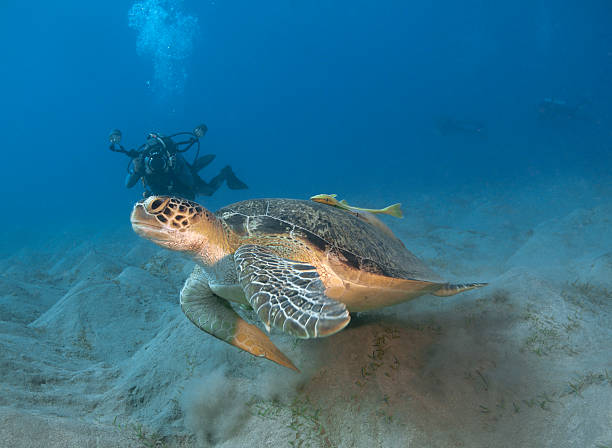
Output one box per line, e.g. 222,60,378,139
310,194,403,218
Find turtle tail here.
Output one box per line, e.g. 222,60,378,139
433,282,487,297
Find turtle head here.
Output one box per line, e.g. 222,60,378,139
131,196,229,264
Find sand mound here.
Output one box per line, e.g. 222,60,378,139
1,195,610,447
0,407,138,448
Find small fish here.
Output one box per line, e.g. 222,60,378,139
310,194,404,244
310,194,403,218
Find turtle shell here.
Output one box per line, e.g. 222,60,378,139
216,198,442,282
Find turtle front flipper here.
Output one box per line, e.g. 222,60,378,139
180,265,298,371
234,244,351,339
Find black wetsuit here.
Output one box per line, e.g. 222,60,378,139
117,133,248,200
126,136,200,200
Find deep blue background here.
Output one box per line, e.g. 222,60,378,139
1,0,611,250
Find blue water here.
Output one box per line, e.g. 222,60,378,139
1,0,610,254
1,2,612,446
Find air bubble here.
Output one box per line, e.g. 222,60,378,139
128,0,200,96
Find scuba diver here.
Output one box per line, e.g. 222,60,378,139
109,124,248,200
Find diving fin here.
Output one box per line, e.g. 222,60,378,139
192,154,216,172
223,166,248,190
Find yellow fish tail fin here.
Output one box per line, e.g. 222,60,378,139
339,199,348,205
382,203,403,218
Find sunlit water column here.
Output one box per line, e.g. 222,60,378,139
128,0,200,97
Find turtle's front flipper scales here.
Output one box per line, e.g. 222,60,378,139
234,244,351,339
180,265,298,371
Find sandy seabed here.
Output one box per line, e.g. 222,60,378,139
1,179,611,448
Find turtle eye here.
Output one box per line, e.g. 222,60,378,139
146,196,170,214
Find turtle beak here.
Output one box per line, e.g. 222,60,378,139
131,201,151,227
130,201,171,243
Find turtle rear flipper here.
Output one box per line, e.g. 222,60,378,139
235,244,350,339
181,265,298,371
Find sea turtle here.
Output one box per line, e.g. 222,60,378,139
131,196,486,370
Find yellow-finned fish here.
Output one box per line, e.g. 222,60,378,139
310,194,403,218
310,194,404,244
